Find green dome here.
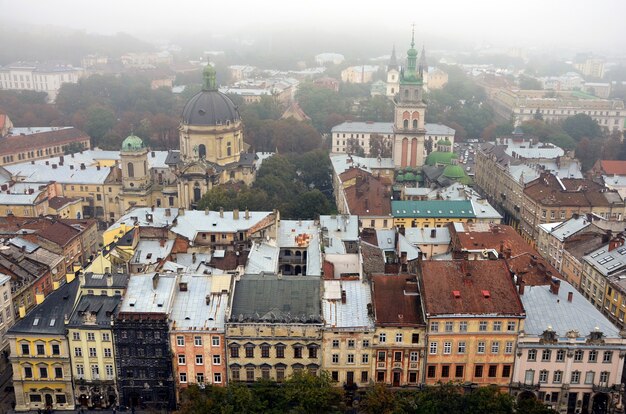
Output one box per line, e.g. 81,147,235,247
442,164,465,179
121,134,145,152
415,174,423,182
396,174,405,182
404,172,417,181
426,151,457,166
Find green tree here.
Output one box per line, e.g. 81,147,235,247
359,383,402,414
84,104,116,146
562,113,602,141
519,76,542,90
283,371,343,414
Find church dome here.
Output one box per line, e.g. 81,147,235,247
442,164,465,179
181,65,241,127
121,134,145,152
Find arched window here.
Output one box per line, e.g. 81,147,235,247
127,162,134,178
403,119,409,129
227,142,232,157
391,87,395,94
198,144,206,159
413,119,418,129
193,182,201,202
404,89,409,98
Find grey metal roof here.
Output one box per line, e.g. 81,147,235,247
67,294,122,328
547,216,592,242
583,243,626,276
322,279,374,329
83,272,129,288
230,274,322,324
521,281,620,338
331,122,454,136
8,277,79,335
181,90,241,126
169,274,230,331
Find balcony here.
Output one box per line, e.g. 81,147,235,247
511,381,540,391
377,362,385,368
593,383,619,393
409,362,419,369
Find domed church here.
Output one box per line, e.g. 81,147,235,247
119,65,256,212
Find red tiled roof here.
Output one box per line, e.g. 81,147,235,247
600,160,626,176
420,260,525,316
0,127,90,154
340,168,391,216
371,274,424,326
524,173,612,208
505,252,562,286
450,222,534,257
36,221,80,247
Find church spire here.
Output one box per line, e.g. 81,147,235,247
419,45,427,78
389,45,398,70
411,23,415,48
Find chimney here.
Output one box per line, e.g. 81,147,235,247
159,239,165,247
205,295,211,305
59,155,64,164
192,252,197,264
219,207,224,218
518,280,525,295
430,229,436,238
245,209,250,220
45,160,49,165
530,255,537,267
152,272,160,289
341,290,347,304
96,165,100,170
151,151,155,158
80,163,86,170
70,165,74,169
205,208,209,215
567,291,573,303
178,207,185,216
549,278,561,295
52,164,57,169
504,248,512,259
106,273,113,287
165,208,171,217
609,237,624,252
20,245,25,253
151,205,155,212
179,282,188,292
233,208,239,220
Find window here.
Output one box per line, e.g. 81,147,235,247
245,346,254,358
600,371,609,384
230,346,239,358
430,322,439,332
29,395,42,403
410,351,418,362
89,348,97,357
74,347,82,357
539,370,548,383
214,373,222,383
553,370,562,383
194,336,202,346
347,339,355,348
556,349,565,362
72,332,80,341
309,347,318,359
585,371,595,384
276,345,285,358
332,354,339,364
588,350,597,362
177,336,184,346
474,365,483,378
491,341,499,354
378,351,386,362
180,372,187,383
394,351,402,362
507,321,516,331
455,365,464,378
524,369,534,384
571,371,580,384
488,365,498,378
87,332,95,341
502,365,511,378
348,354,355,364
102,333,110,342
361,371,369,383
493,321,502,331
178,355,186,365
603,351,613,363
246,367,254,382
332,339,339,348
363,339,370,348
457,342,466,354
527,349,537,361
436,365,447,378
479,321,487,331
445,321,454,332
36,344,45,355
261,344,270,358
294,347,302,359
52,366,61,379
196,373,204,383
429,342,438,355
76,364,84,377
443,341,452,354
379,333,386,343
362,354,369,364
574,350,584,362
477,341,486,354
91,365,99,379
24,366,32,378
212,336,220,347
39,367,48,378
51,344,60,355
541,349,551,362
106,365,114,379
395,333,403,343
195,355,203,365
231,367,240,381
104,348,112,358
459,322,467,332
212,355,221,365
427,366,436,378
504,341,513,354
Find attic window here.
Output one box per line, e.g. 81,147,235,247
482,290,491,298
146,253,153,259
452,290,461,299
33,318,40,326
49,318,56,326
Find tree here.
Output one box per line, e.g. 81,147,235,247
533,108,543,121
370,134,393,157
84,104,116,146
359,383,402,414
562,113,602,141
346,137,365,156
576,137,602,171
282,371,343,414
519,76,542,90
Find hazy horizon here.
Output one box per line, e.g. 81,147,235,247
2,0,626,57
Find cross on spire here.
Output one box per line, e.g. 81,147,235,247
411,23,415,48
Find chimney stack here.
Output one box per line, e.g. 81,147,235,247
518,280,525,295
549,278,561,295
567,291,573,302
245,209,250,220
152,273,160,289
341,290,347,304
233,209,239,220
219,207,224,218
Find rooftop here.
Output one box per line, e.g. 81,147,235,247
131,239,174,265
330,154,394,176
171,210,273,241
0,127,89,154
583,242,626,276
229,273,322,324
319,215,359,255
420,260,525,317
404,226,451,245
541,215,593,242
340,168,391,217
67,294,122,328
331,121,454,137
245,242,279,274
371,274,425,326
82,272,129,289
521,280,620,338
392,200,475,218
170,274,231,331
119,273,177,314
322,279,374,329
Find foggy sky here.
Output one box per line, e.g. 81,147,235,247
3,0,626,55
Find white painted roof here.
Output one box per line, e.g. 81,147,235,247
6,162,112,184
107,207,179,232
277,220,322,276
0,273,10,285
547,216,592,241
169,273,231,331
471,199,502,220
7,127,73,136
521,281,620,338
404,227,451,245
120,273,177,313
320,215,359,255
398,233,420,261
131,239,174,265
331,122,454,137
583,243,626,276
246,242,279,274
171,210,273,241
330,154,395,176
322,279,374,329
375,229,396,251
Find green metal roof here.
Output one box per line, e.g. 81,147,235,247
426,151,457,166
392,200,475,218
121,134,145,152
442,164,466,179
